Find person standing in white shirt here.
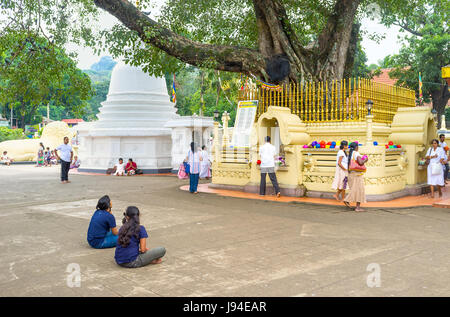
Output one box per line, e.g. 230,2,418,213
55,136,73,184
259,136,281,197
439,134,449,184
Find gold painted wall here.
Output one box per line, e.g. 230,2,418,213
212,106,435,197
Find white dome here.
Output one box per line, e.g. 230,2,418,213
93,62,178,132
108,62,168,96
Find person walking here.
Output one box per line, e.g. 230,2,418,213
185,142,202,193
439,134,449,184
331,141,349,201
426,139,446,198
55,136,73,184
199,145,211,179
344,142,368,212
259,136,281,197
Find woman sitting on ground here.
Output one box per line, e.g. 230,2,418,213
114,206,166,268
87,195,118,249
125,158,137,175
70,156,81,169
50,150,58,165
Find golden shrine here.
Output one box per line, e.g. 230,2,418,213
211,78,436,201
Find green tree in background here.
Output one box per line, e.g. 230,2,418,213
0,31,93,128
166,67,242,125
378,0,449,125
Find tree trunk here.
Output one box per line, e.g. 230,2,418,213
432,82,450,128
94,0,361,83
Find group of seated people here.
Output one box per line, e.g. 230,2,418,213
111,158,139,176
1,150,80,168
44,147,59,166
86,195,166,268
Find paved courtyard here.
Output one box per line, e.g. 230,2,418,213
0,165,449,297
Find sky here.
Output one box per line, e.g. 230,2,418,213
71,4,404,70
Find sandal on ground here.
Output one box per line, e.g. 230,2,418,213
343,201,351,208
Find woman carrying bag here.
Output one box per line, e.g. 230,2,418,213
344,142,368,212
426,139,446,198
184,142,202,193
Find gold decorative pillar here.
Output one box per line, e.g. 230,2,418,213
212,121,220,163
221,111,230,146
366,114,374,145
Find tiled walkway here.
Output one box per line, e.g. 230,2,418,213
181,183,450,209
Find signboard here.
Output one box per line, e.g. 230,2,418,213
231,100,258,147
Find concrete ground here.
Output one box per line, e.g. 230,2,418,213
0,165,449,297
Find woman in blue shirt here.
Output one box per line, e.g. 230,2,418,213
115,206,166,268
87,195,118,248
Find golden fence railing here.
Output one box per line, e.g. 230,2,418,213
238,78,416,124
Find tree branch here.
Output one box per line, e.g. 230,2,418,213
93,0,265,76
392,21,424,37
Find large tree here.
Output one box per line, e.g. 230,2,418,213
93,0,368,83
0,0,437,84
93,0,426,84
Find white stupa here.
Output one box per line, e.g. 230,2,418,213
77,62,179,173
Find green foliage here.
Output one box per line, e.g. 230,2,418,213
166,66,241,125
378,0,449,105
0,126,25,142
0,31,93,127
351,40,371,78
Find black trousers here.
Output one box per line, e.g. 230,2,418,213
445,163,449,180
61,160,70,181
260,172,281,195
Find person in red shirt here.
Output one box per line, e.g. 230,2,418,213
126,158,137,175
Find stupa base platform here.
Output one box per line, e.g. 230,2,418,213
77,167,172,174
182,183,449,208
209,183,430,202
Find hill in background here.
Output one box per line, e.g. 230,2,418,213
82,56,117,121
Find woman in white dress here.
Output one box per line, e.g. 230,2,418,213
331,141,349,201
199,145,211,179
426,139,446,198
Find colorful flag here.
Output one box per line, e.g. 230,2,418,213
172,74,177,103
419,72,423,99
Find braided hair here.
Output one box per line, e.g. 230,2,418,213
118,206,141,248
347,142,358,169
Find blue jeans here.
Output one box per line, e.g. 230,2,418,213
189,173,199,193
99,231,118,249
